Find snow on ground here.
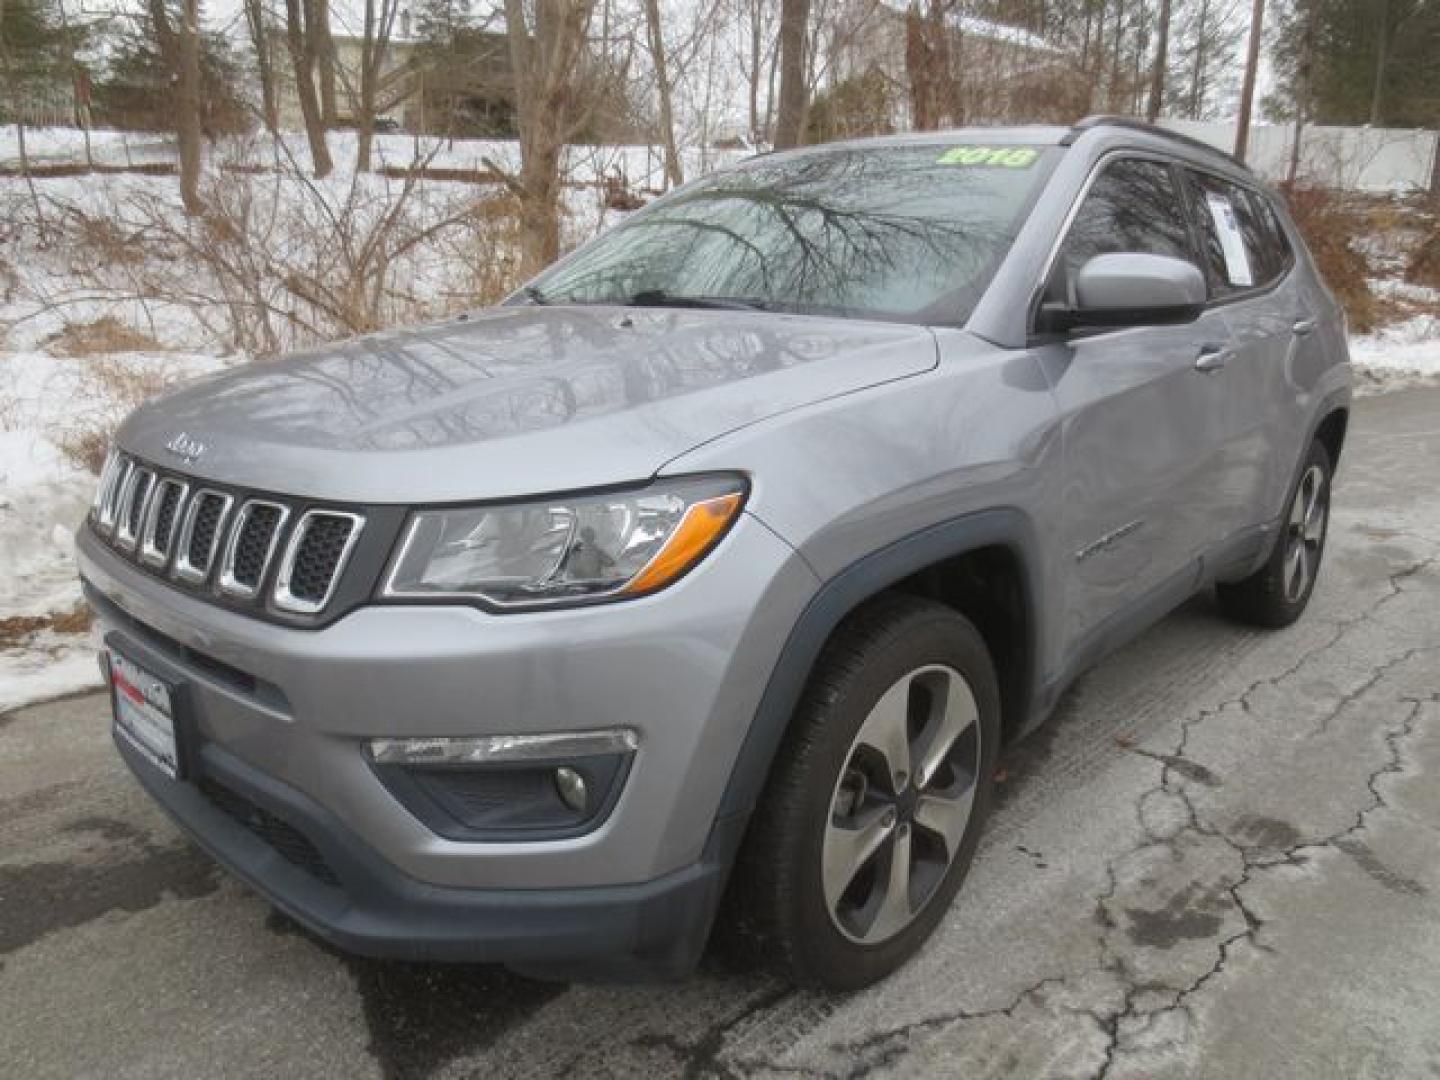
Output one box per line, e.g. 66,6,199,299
1351,312,1440,392
0,348,230,713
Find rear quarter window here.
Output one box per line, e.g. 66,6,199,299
1183,170,1288,297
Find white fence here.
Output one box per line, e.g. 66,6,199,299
1160,119,1438,193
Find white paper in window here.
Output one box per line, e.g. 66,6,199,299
1205,191,1254,287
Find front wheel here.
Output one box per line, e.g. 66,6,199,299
1217,438,1332,628
728,594,1001,990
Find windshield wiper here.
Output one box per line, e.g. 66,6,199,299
522,285,549,305
627,289,771,312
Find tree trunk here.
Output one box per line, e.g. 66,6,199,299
1429,126,1440,204
244,0,280,133
314,0,338,127
642,0,682,187
1287,1,1315,185
0,0,46,231
1109,0,1124,110
1369,0,1388,126
286,0,334,176
177,0,203,214
355,0,377,172
904,4,931,129
1188,0,1208,118
773,0,810,149
747,0,762,144
503,0,598,274
1146,0,1172,121
1233,0,1264,162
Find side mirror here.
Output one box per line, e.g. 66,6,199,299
1049,253,1207,331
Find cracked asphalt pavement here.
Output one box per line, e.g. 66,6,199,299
5,388,1440,1079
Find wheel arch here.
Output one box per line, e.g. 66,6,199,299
714,507,1045,823
1315,406,1349,469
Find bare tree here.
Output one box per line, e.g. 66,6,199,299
736,0,775,144
146,0,205,214
1233,0,1263,162
55,0,94,167
643,0,683,186
1146,0,1172,121
285,0,334,176
501,0,601,272
1286,0,1318,184
313,0,338,127
243,0,280,133
1369,0,1389,125
350,0,402,172
903,0,952,130
0,0,46,230
773,0,810,147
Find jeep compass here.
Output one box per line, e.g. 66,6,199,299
78,117,1351,989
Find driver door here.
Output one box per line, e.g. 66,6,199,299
1034,156,1236,658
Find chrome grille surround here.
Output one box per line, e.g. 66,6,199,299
139,478,189,568
115,467,156,550
218,499,291,600
89,454,365,619
274,510,366,615
173,489,234,584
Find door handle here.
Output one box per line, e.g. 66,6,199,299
1194,345,1233,373
1292,318,1317,336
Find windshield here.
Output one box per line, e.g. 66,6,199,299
527,144,1058,325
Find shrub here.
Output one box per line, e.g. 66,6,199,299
1407,226,1440,292
1280,185,1376,333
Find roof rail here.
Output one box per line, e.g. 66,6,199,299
1061,114,1247,169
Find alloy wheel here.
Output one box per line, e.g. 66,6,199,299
1283,464,1328,603
821,664,982,944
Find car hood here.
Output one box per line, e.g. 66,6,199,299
117,305,938,503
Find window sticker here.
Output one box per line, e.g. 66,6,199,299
935,145,1039,168
1204,191,1254,287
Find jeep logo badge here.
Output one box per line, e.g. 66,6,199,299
164,432,207,464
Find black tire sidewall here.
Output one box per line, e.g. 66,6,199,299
781,603,1001,990
1262,440,1333,619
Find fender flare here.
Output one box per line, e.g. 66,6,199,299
713,506,1045,822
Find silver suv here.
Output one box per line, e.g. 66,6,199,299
79,118,1351,989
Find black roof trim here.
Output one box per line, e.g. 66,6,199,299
1062,115,1247,170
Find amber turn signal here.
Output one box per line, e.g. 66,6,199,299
622,492,745,597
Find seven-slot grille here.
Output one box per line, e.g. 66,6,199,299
91,453,364,616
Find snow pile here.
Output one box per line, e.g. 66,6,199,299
1350,278,1440,392
0,350,229,715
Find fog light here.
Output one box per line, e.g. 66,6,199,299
554,767,588,812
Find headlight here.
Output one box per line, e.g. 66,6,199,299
380,474,747,609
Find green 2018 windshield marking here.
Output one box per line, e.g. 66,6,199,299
936,146,1039,168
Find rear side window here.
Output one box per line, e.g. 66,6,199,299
1183,171,1289,296
1249,191,1294,280
1047,158,1195,302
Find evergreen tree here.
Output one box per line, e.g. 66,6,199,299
1271,0,1440,128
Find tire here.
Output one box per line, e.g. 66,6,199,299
1216,438,1333,628
728,593,1001,990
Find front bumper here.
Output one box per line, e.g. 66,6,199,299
115,723,744,978
78,513,818,970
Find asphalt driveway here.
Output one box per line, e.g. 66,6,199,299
4,387,1439,1080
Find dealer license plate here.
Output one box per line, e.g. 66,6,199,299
110,650,181,779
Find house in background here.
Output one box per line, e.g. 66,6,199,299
825,0,1086,130
271,7,516,136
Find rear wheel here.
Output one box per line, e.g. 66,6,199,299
729,594,1001,990
1217,438,1332,628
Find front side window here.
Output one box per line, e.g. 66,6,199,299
529,145,1059,325
1046,158,1196,304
